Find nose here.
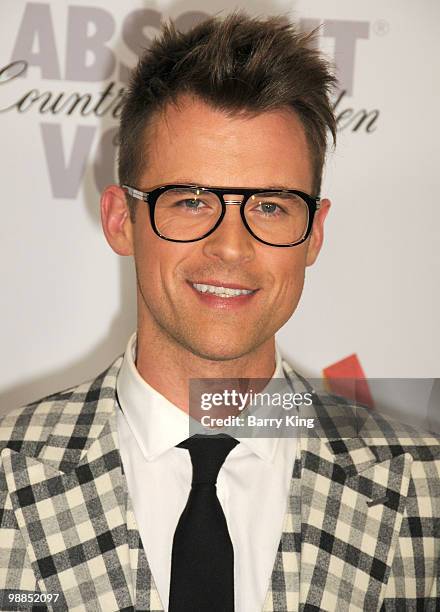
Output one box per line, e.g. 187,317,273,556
201,195,256,264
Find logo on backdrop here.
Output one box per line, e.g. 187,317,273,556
0,3,380,198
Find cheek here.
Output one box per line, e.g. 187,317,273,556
280,270,305,304
271,252,307,314
132,222,161,286
274,250,307,292
132,221,192,293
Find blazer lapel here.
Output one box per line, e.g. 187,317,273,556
262,364,414,611
124,469,164,611
299,426,413,611
1,360,164,612
263,445,302,612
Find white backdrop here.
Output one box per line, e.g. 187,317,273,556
1,0,439,420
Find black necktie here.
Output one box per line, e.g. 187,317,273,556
169,434,239,612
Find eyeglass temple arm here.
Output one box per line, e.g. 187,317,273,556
122,185,149,202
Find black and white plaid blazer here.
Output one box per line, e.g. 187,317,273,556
0,355,439,611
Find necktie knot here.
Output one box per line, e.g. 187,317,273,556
177,434,239,485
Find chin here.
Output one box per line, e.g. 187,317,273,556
182,335,257,362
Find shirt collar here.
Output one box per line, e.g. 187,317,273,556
116,333,287,463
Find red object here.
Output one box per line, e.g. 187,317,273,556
323,354,374,408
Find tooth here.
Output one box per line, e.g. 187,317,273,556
192,282,254,296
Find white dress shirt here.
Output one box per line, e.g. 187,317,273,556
116,333,298,612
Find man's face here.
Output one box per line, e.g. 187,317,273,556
121,95,329,361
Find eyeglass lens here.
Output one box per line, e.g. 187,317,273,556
154,188,309,244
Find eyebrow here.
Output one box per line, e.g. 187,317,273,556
264,184,294,190
165,180,295,191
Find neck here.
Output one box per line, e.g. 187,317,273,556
135,319,277,414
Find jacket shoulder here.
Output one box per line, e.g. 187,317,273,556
357,402,440,459
0,356,123,457
282,356,440,457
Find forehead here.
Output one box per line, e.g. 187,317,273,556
141,95,313,192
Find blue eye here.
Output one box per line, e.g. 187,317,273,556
178,199,205,209
181,199,199,207
261,203,278,214
173,198,216,215
255,202,284,216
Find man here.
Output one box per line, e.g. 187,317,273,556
0,12,439,612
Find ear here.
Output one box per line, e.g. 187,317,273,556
100,185,134,256
306,198,331,266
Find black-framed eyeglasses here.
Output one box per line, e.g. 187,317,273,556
122,183,321,247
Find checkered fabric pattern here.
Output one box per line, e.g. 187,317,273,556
1,356,439,611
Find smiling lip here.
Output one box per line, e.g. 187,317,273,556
186,280,259,309
188,279,258,291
